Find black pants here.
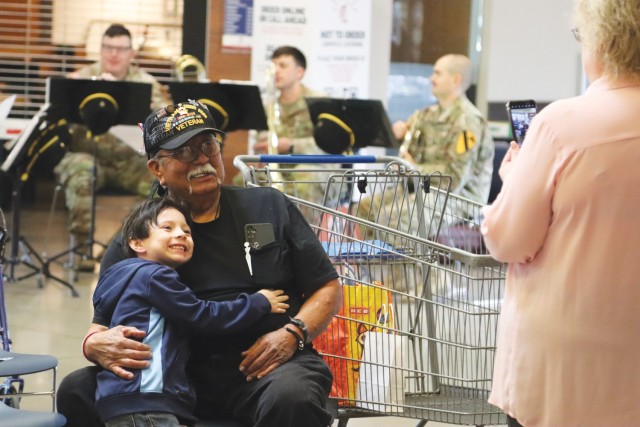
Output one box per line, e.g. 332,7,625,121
57,349,333,427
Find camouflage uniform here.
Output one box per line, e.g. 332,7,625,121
54,63,170,239
358,95,494,238
402,95,494,205
264,85,324,155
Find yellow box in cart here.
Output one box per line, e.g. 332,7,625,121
313,278,392,406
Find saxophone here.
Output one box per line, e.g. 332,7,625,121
262,63,284,189
399,116,425,163
264,63,281,155
174,54,207,82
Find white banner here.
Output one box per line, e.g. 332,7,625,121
250,0,314,92
250,0,391,101
308,1,371,98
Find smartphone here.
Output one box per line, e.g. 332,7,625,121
244,223,275,251
506,100,537,145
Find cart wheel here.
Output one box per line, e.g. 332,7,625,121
0,384,21,408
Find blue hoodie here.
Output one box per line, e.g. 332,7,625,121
92,258,271,424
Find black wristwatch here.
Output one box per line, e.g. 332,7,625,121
288,317,309,343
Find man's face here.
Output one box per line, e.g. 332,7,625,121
272,54,304,91
430,57,459,101
148,132,225,201
100,35,134,79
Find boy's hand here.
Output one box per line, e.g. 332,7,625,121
258,289,290,313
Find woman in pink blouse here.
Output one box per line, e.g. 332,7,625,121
481,1,640,426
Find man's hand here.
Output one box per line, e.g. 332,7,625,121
399,149,417,164
85,325,152,380
392,120,408,140
253,136,293,154
239,328,297,381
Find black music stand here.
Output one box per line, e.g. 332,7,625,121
0,103,78,295
45,77,152,284
305,97,399,153
167,82,269,132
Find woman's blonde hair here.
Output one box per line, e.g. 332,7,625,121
574,0,640,78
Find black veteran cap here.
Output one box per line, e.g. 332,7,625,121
143,99,224,157
313,113,355,154
79,92,119,135
306,97,399,151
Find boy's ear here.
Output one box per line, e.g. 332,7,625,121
128,239,146,255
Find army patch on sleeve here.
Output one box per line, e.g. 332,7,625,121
455,130,477,154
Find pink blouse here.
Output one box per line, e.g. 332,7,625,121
482,77,640,427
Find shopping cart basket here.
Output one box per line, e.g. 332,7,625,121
234,155,507,427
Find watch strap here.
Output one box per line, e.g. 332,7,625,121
284,326,304,351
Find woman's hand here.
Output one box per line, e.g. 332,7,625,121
84,325,152,380
499,141,521,181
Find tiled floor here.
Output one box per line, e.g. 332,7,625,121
1,178,505,427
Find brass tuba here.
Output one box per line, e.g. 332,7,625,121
174,54,208,82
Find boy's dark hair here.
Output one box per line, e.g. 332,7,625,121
121,196,191,259
271,46,306,69
104,23,132,39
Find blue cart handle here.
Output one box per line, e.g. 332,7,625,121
258,154,378,164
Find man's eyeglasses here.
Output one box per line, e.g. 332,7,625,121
101,44,132,54
156,140,221,163
570,27,581,43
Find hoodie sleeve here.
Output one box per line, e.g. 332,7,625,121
146,266,272,334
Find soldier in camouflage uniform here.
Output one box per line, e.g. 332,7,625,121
397,54,493,206
250,46,345,224
359,54,494,237
54,24,171,270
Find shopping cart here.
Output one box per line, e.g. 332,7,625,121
235,155,507,427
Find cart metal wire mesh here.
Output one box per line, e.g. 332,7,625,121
235,155,506,426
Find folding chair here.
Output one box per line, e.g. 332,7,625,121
0,227,66,425
0,401,66,427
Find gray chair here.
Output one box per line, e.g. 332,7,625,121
0,349,59,411
0,401,66,427
1,259,64,423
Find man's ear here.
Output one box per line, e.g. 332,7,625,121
129,239,146,255
147,158,166,184
453,72,463,88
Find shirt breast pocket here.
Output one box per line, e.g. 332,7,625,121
244,223,293,284
249,240,292,285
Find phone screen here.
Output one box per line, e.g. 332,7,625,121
506,100,537,145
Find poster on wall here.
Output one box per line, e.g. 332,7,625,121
222,0,254,52
308,1,371,99
250,0,390,101
250,0,313,91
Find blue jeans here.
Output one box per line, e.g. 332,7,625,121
106,412,181,427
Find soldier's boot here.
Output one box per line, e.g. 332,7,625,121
71,232,96,273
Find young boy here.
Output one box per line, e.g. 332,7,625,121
92,197,289,426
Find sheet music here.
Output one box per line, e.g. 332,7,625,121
0,95,16,123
